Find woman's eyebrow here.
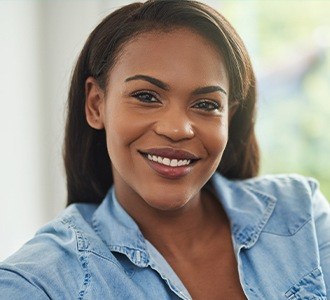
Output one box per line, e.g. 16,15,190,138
125,74,227,95
192,85,227,96
125,74,170,90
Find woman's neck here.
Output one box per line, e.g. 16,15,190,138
118,187,227,260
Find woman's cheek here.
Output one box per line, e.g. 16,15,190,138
107,111,151,147
200,119,228,154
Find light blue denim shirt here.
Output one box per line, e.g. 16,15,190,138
1,173,330,299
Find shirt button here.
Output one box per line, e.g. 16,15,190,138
136,250,141,263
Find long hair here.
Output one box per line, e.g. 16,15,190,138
64,0,259,205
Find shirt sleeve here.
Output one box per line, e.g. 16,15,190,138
0,266,50,300
311,184,330,296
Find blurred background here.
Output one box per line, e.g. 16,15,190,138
0,0,329,260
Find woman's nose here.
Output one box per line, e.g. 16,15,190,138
153,106,195,141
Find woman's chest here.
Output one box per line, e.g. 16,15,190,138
174,256,247,299
164,231,246,299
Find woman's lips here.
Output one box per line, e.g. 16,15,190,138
139,147,199,179
140,147,199,160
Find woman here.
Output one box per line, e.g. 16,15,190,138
1,1,329,299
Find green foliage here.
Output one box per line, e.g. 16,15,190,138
218,0,330,199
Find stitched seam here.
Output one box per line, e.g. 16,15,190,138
244,197,276,248
77,250,91,300
285,267,322,299
261,217,312,236
60,217,92,299
238,182,276,202
243,279,260,299
297,267,321,283
63,216,141,279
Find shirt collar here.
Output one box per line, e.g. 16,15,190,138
92,188,149,267
92,173,277,261
211,173,277,250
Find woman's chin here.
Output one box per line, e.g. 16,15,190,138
142,194,194,212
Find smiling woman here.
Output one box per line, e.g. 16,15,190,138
85,28,231,213
0,0,329,299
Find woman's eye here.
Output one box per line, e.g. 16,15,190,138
132,91,159,103
192,100,220,112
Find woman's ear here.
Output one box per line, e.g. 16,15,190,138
85,77,105,129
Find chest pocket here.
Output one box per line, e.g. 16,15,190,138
285,268,327,300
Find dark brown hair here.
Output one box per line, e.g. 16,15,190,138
64,0,259,205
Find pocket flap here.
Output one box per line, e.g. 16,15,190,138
285,268,327,300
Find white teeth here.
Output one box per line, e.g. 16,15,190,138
170,159,178,167
163,158,170,166
146,154,192,167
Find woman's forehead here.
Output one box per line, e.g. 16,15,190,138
108,28,229,90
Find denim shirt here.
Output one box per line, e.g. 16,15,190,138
1,173,329,299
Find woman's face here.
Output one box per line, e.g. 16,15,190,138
89,28,230,211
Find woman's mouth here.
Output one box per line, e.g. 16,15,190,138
146,154,192,167
138,148,200,179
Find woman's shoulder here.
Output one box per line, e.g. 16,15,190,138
213,172,328,236
236,174,329,238
232,174,330,297
215,172,321,208
0,202,108,299
239,173,324,217
238,173,319,196
229,173,322,210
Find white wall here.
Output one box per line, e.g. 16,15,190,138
0,0,132,261
0,1,44,260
